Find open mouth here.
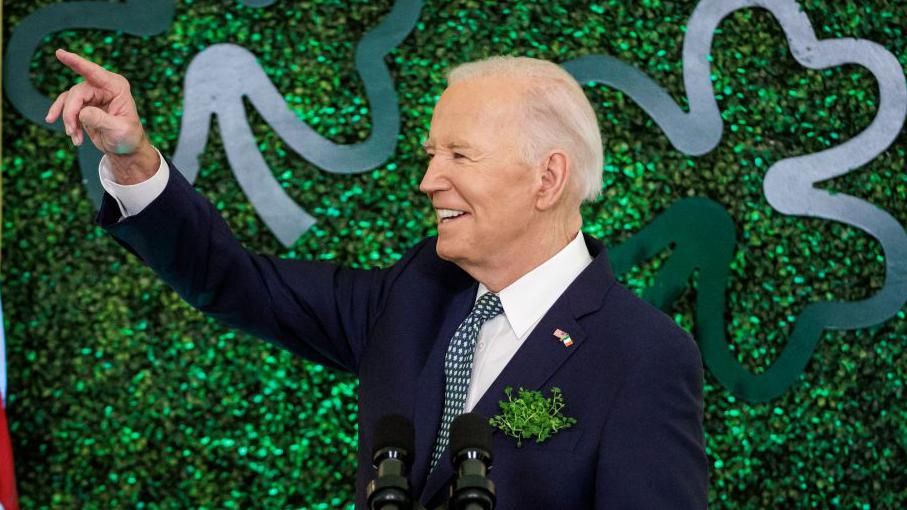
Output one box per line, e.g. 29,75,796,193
437,208,469,224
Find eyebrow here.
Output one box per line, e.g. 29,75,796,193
422,140,474,151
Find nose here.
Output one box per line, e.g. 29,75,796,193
419,157,449,197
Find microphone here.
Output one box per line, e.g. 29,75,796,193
447,413,496,510
367,414,415,510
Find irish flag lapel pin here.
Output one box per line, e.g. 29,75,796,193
553,328,573,347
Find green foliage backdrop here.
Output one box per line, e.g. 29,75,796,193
2,0,906,508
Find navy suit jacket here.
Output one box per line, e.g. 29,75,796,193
97,161,708,509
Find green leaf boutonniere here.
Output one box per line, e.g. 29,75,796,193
488,386,577,447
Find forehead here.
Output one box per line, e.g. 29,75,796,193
427,76,526,147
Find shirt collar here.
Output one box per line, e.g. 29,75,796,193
476,230,593,339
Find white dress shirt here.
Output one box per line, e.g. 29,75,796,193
98,148,170,219
98,153,594,411
464,232,592,411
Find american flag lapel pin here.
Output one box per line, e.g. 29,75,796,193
553,328,574,347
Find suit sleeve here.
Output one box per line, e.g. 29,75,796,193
96,157,402,375
595,331,709,509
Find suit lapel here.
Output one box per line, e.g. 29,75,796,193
419,312,588,505
471,313,586,420
419,235,616,506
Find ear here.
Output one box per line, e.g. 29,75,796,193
535,150,571,210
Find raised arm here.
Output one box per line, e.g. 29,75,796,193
47,49,401,374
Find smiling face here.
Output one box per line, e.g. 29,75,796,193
419,75,545,280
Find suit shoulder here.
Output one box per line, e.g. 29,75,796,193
594,281,697,360
603,282,686,335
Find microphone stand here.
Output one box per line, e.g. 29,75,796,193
447,414,496,510
368,448,414,510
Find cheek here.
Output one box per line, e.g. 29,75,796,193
463,163,538,224
492,175,537,217
476,192,533,235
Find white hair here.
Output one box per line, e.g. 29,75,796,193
447,56,603,203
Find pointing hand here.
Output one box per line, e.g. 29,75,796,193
45,48,158,184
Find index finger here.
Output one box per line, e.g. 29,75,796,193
55,48,116,88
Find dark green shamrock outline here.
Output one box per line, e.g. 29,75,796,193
566,0,907,401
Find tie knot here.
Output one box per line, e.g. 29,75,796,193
470,292,504,324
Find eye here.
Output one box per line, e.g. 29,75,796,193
452,152,466,160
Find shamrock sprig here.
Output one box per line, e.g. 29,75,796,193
488,386,577,447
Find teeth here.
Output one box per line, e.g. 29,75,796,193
437,208,466,220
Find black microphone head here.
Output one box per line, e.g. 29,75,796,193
448,414,496,507
450,412,493,457
372,414,414,464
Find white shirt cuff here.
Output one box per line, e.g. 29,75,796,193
98,147,170,218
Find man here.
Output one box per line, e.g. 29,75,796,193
47,48,708,508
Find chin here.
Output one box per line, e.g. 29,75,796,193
434,235,465,264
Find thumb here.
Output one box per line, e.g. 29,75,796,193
78,106,114,131
79,106,142,153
